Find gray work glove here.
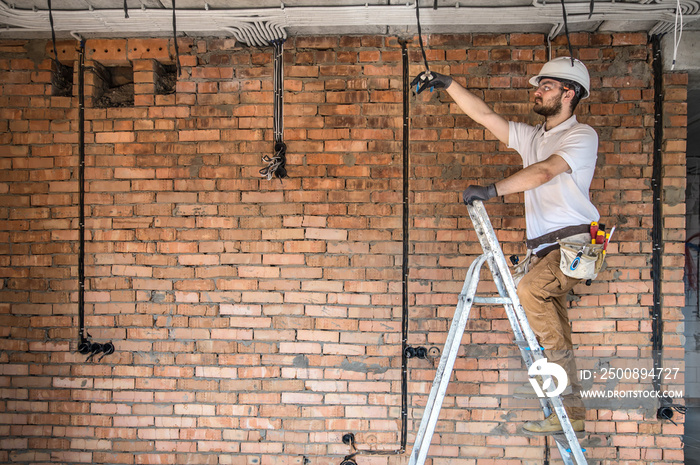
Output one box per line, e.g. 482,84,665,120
462,184,498,205
411,71,453,94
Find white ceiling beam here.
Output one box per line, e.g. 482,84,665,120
0,1,697,40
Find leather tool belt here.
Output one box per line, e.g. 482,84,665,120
526,224,591,258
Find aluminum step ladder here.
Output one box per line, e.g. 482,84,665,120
408,201,587,465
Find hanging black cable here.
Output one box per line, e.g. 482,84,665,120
47,0,72,96
123,0,129,18
415,1,430,72
172,0,181,77
47,0,60,67
559,0,576,62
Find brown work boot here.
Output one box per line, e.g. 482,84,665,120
522,412,584,434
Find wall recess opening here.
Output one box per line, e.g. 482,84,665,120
154,61,177,95
51,61,73,97
93,63,134,108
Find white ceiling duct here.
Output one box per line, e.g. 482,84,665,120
0,0,698,43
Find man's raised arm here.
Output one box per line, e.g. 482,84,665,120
412,71,510,145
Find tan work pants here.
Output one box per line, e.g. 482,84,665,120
517,248,586,420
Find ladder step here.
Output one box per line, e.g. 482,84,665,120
522,429,587,440
473,296,512,304
513,339,544,351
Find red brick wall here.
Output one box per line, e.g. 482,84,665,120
0,33,686,464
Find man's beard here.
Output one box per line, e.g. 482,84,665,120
533,97,563,118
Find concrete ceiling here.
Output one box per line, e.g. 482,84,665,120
0,0,699,42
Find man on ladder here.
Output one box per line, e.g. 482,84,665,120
413,57,599,434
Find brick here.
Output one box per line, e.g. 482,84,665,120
612,32,647,45
95,132,136,144
294,36,338,49
85,39,128,64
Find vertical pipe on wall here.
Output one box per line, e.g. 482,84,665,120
400,37,410,454
77,39,87,349
651,34,669,414
340,40,410,461
74,40,114,361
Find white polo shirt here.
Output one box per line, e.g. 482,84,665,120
508,116,600,248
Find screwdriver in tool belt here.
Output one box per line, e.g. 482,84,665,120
596,224,606,244
596,230,605,244
603,226,615,257
590,221,598,244
605,226,615,248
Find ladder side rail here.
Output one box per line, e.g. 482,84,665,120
408,254,489,465
502,309,565,457
485,237,583,462
484,249,510,301
503,303,543,386
468,202,588,465
548,394,588,464
554,438,578,465
481,234,511,300
466,202,546,382
472,216,554,418
464,222,561,423
488,233,588,464
504,303,579,465
502,302,552,417
468,202,542,352
500,299,587,462
467,202,557,429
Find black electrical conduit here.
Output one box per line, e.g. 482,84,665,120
400,37,410,455
47,0,60,69
339,39,410,465
650,35,681,422
172,0,181,77
75,39,114,361
650,35,685,423
650,33,663,400
77,39,87,351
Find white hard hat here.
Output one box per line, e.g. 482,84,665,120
529,57,590,99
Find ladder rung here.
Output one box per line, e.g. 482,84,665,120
472,296,512,304
513,339,544,351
